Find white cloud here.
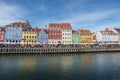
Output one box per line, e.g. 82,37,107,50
59,8,120,31
64,8,120,23
95,21,120,31
0,1,26,26
35,7,120,32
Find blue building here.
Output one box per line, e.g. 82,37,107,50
4,25,22,44
37,28,48,44
4,21,31,44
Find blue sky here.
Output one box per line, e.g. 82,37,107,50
0,0,120,32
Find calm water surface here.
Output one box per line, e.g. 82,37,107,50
0,52,120,80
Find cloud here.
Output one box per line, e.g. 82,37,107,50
58,8,120,31
95,21,120,31
65,0,89,9
33,6,120,32
0,1,26,26
64,8,120,23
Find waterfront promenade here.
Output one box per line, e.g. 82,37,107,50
0,46,120,54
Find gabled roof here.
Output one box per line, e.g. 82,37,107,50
38,28,49,34
104,29,115,34
61,23,72,29
13,21,30,27
99,30,116,35
78,29,91,35
44,29,49,34
45,29,50,34
23,28,40,32
6,21,31,28
49,23,72,29
49,23,61,27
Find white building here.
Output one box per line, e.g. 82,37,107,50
107,28,120,43
47,23,72,45
61,23,72,44
96,29,118,44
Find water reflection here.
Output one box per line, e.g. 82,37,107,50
80,54,92,69
60,56,73,70
19,57,36,71
0,53,120,80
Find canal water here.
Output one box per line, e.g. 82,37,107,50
0,52,120,80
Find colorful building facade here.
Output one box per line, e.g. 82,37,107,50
96,29,118,43
61,23,72,44
37,28,48,44
22,28,40,46
78,29,92,43
108,28,120,43
4,25,22,44
48,23,62,44
72,30,80,44
12,21,31,30
48,23,72,44
4,21,31,44
0,27,5,43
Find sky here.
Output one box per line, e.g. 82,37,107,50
0,0,120,32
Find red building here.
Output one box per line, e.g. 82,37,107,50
0,27,5,43
48,23,62,44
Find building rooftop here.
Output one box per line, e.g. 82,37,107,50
23,28,40,32
49,23,72,29
78,29,91,35
100,30,116,35
6,21,31,28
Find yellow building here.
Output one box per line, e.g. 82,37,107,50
22,28,40,46
78,29,92,43
118,33,120,43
